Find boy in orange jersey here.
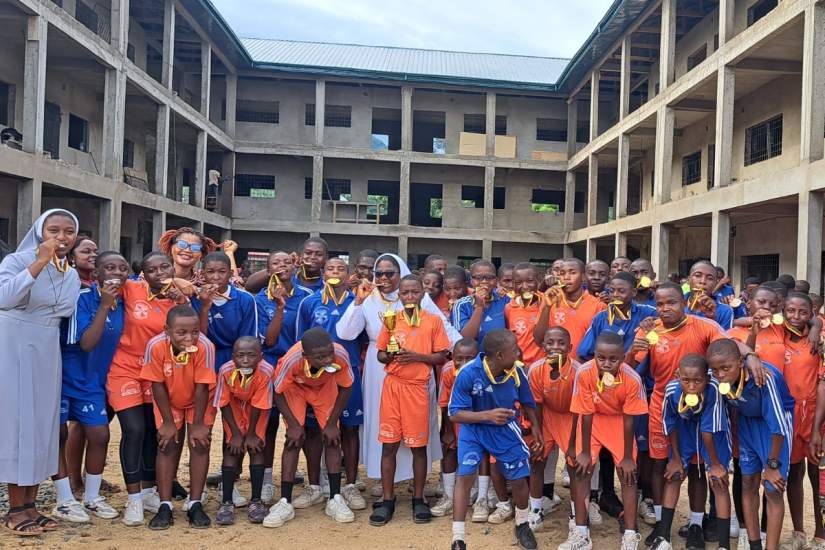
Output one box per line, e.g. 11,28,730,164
562,331,648,550
267,328,354,528
527,326,579,532
431,338,480,517
372,275,451,526
141,305,216,530
423,269,451,318
533,258,606,362
727,286,786,371
213,337,274,526
505,263,544,366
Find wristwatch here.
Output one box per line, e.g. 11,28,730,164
766,458,780,470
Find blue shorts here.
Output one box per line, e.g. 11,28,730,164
670,428,732,470
60,394,109,426
634,414,649,452
457,420,530,480
738,415,792,492
306,366,363,428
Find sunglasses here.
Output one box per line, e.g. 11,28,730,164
472,274,497,282
175,240,203,253
372,270,397,279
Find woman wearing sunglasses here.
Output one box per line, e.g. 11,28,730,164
157,228,240,286
336,254,461,493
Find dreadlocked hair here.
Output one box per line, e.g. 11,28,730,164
157,227,218,256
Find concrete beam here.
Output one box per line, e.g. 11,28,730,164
672,99,716,112
710,210,730,273
801,3,825,163
587,154,598,226
735,58,803,73
102,68,127,179
225,73,237,137
311,155,323,223
566,98,578,158
589,70,600,141
98,197,122,251
194,130,207,207
660,0,677,89
219,151,235,218
585,239,597,264
398,235,408,262
614,232,627,258
616,133,629,218
483,165,495,231
654,106,674,204
200,42,211,118
172,0,236,74
399,160,410,225
564,171,576,231
155,104,171,196
485,92,496,155
314,80,325,146
797,189,823,291
619,36,631,120
111,0,130,53
22,15,47,154
714,66,735,187
401,86,413,151
16,178,41,246
651,223,670,280
482,239,492,261
161,0,175,89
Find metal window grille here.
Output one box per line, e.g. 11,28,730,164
68,114,89,152
743,254,779,282
303,178,352,200
236,100,279,124
536,118,566,141
463,114,485,134
234,174,275,197
744,115,782,166
495,115,507,136
305,104,315,126
707,144,715,189
681,151,701,185
325,105,352,128
122,139,134,168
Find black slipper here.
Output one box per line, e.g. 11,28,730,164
187,501,211,529
148,503,174,530
368,498,395,526
413,501,432,524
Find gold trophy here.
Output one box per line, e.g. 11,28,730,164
381,308,401,353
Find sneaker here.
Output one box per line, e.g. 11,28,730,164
781,532,807,550
559,529,593,550
431,495,453,517
172,479,189,500
687,524,706,550
645,524,661,546
515,521,538,549
452,541,467,550
638,498,657,526
215,502,235,526
487,486,500,508
649,536,673,550
142,489,160,513
730,515,740,539
247,500,267,524
122,498,144,526
370,482,383,498
341,483,366,510
217,483,248,508
148,502,174,530
263,498,295,528
562,468,571,488
471,497,489,522
325,494,355,523
588,501,603,526
528,508,543,532
568,518,576,539
52,499,91,523
186,501,211,528
293,484,325,509
84,496,119,519
206,472,222,487
811,538,825,550
424,482,443,498
354,478,367,492
541,494,561,515
621,531,642,550
261,482,276,505
488,500,514,524
183,486,209,510
737,531,749,550
294,469,305,485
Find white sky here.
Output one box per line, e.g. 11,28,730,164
210,0,616,59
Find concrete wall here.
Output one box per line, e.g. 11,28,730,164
324,83,401,148
408,237,482,266
410,163,484,229
0,35,24,131
233,153,313,221
235,77,315,145
491,241,564,264
493,168,567,232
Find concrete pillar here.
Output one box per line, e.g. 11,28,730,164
200,42,211,118
587,154,598,226
155,104,171,196
311,155,323,223
485,92,496,155
619,36,631,120
399,160,410,225
563,244,574,258
483,165,495,231
651,223,670,280
398,235,408,262
718,0,735,47
800,4,825,163
220,151,235,217
654,106,674,204
161,0,175,89
563,170,576,231
23,16,47,154
585,239,597,264
711,210,730,273
194,130,207,207
615,232,627,259
98,197,122,251
225,73,237,137
314,80,325,146
151,210,167,247
220,228,232,243
16,178,42,245
102,68,127,179
401,86,413,151
714,66,735,187
589,70,600,141
660,0,676,89
189,220,204,233
482,239,492,261
797,190,823,290
616,133,630,218
111,0,130,52
566,98,578,158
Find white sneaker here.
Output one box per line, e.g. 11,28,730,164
341,483,366,510
293,484,325,508
84,496,119,519
325,494,355,523
737,531,750,550
263,498,294,528
811,538,825,550
430,495,453,517
261,482,275,505
425,482,443,498
52,499,91,523
730,515,740,539
122,498,144,526
142,489,160,513
217,483,248,508
621,531,642,550
650,537,673,550
370,482,383,498
488,500,514,524
183,486,209,510
541,494,562,515
781,532,807,550
354,478,366,492
587,500,603,526
528,508,544,532
567,518,576,539
471,497,489,522
558,529,593,550
638,497,657,526
562,469,571,488
487,485,499,508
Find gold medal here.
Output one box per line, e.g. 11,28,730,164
638,276,652,289
681,283,691,294
771,313,784,325
602,372,615,387
646,331,659,345
685,394,699,407
759,317,771,329
185,345,198,353
718,382,731,395
327,277,341,286
730,298,742,308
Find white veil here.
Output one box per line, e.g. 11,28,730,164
16,208,79,254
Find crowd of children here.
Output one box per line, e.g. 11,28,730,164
6,218,825,550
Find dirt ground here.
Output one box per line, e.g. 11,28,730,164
0,421,816,550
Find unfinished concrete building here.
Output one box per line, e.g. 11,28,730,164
0,0,822,290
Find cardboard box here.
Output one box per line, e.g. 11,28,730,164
531,150,567,162
494,135,516,158
459,132,486,156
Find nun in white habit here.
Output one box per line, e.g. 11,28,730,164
0,209,80,534
336,253,460,483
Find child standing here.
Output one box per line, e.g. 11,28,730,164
505,263,544,366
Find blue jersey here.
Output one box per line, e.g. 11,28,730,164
577,303,658,361
61,285,125,398
685,295,734,330
448,355,536,425
295,289,361,369
720,363,794,433
451,293,510,353
663,379,731,468
292,273,324,293
256,284,313,364
635,292,657,308
191,285,258,369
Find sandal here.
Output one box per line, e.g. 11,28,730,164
368,498,395,527
413,501,432,524
24,503,58,531
4,507,43,536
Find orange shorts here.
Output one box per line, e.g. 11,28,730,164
379,374,429,447
791,400,816,464
107,369,153,412
542,410,574,459
281,383,339,430
648,398,669,460
153,400,217,430
222,402,271,441
575,415,637,465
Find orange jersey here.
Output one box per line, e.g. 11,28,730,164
377,309,451,382
433,292,451,318
727,325,786,372
548,292,607,359
439,361,466,408
778,327,821,404
527,357,580,414
505,301,544,365
273,341,353,394
141,334,217,410
571,361,648,417
214,360,275,411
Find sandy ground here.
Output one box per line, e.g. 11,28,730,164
0,420,817,550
